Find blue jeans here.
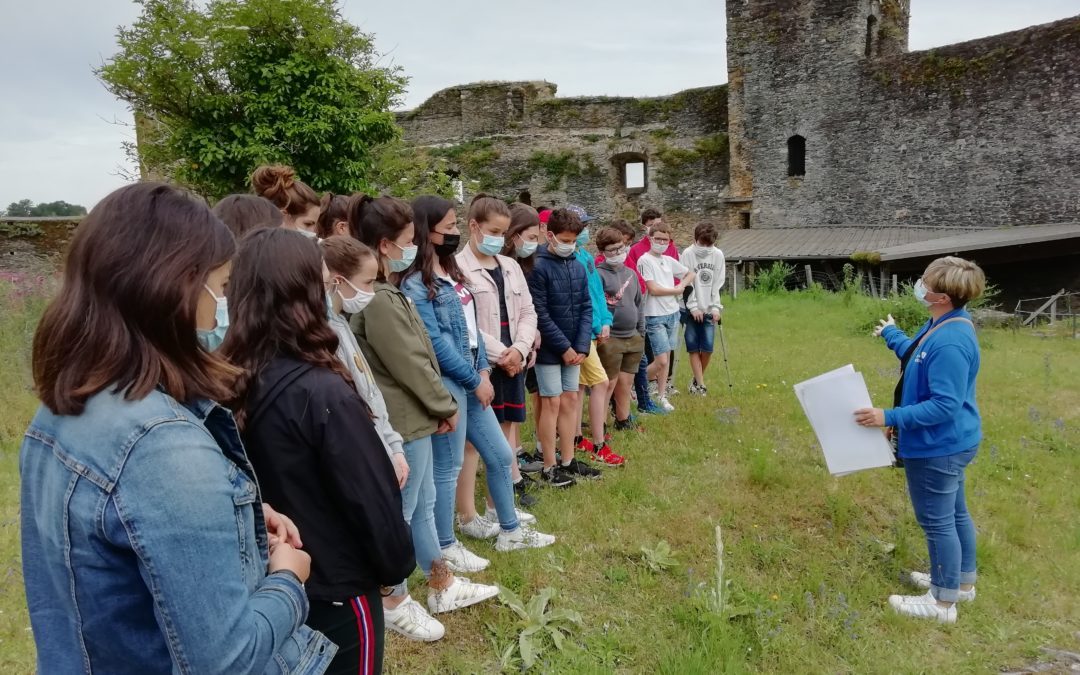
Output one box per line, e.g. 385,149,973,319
432,377,520,547
391,436,439,597
681,310,716,353
645,312,679,355
903,447,979,602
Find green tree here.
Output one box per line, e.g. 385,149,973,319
3,199,34,217
97,0,407,199
29,201,88,217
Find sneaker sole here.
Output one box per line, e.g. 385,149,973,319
428,586,500,615
443,559,489,574
385,620,445,642
495,538,556,552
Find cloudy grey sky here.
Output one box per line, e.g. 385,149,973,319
1,0,1076,210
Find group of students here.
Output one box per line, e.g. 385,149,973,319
19,164,725,675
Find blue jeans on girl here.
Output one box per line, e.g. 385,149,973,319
431,377,520,548
391,435,439,596
903,446,978,602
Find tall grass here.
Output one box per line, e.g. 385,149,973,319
1,285,1078,673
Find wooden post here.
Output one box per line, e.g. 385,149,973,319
880,267,888,297
731,265,738,299
892,274,898,294
804,264,813,288
1022,289,1066,327
867,267,878,298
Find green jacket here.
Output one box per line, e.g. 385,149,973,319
351,281,457,442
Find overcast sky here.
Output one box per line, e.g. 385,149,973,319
1,0,1076,210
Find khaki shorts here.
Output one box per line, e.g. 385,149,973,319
579,341,609,387
596,334,645,380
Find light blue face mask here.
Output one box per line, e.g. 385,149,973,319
389,242,418,273
515,241,538,258
913,279,933,308
197,285,229,351
478,233,505,257
576,229,590,247
325,291,335,320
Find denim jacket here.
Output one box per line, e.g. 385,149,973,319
400,272,489,391
20,388,336,675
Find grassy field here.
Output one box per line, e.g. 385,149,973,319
1,281,1078,674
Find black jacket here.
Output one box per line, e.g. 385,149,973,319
242,355,415,601
527,245,593,365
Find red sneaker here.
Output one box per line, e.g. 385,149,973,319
591,443,625,467
576,437,595,453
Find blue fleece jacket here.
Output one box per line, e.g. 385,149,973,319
882,308,981,459
575,247,613,338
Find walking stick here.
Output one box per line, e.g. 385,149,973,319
716,314,734,394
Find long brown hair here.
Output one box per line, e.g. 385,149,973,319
33,182,240,415
321,235,376,278
212,194,283,238
408,195,466,299
221,228,352,427
349,194,414,281
250,164,320,216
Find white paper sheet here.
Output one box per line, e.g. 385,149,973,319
794,367,894,476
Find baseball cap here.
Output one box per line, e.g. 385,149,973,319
538,209,552,224
566,204,593,223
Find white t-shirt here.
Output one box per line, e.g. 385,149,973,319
638,252,689,317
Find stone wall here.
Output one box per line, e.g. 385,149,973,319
727,0,1080,230
397,82,730,228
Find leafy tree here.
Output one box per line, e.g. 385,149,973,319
369,140,455,200
3,199,35,217
30,201,88,217
97,0,407,199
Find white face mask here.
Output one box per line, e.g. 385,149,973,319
650,239,669,255
694,244,713,257
298,228,318,239
337,278,375,314
549,234,577,258
606,251,628,266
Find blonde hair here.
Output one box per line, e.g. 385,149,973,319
922,256,986,308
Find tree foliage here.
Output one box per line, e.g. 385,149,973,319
97,0,407,199
2,200,87,217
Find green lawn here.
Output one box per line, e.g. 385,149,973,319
2,287,1078,674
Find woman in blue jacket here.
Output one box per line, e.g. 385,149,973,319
856,256,986,624
401,195,555,573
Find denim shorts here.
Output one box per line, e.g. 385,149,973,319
645,312,679,355
681,311,716,353
534,363,581,397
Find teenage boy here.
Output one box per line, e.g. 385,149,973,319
680,223,726,395
565,205,617,464
596,227,645,446
637,222,694,412
527,208,603,486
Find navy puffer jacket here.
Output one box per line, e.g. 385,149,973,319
527,245,593,365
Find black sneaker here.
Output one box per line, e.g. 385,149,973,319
517,449,545,474
613,417,644,433
564,458,602,480
515,479,539,507
540,465,576,488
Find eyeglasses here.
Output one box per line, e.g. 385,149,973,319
603,246,627,256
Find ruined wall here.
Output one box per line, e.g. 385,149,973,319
397,82,730,226
727,0,1080,229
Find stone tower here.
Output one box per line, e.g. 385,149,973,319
726,0,910,227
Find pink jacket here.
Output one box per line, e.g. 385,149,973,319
456,245,538,364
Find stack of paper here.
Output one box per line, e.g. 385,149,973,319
794,365,894,476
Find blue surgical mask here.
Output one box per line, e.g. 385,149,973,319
576,229,590,246
197,285,229,351
389,242,418,273
325,291,335,320
478,234,505,257
914,279,933,308
515,241,538,258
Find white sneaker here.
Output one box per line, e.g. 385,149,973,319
440,540,490,573
888,591,958,623
495,526,556,552
909,572,976,602
457,514,500,540
426,577,499,615
483,506,537,526
384,596,445,641
648,380,659,397
659,396,675,412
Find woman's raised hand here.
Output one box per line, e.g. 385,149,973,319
872,314,896,337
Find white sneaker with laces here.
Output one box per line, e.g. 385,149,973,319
426,577,499,615
384,596,445,641
483,506,537,526
440,540,490,573
495,526,556,552
909,571,976,602
457,514,500,540
888,591,958,623
659,396,675,412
